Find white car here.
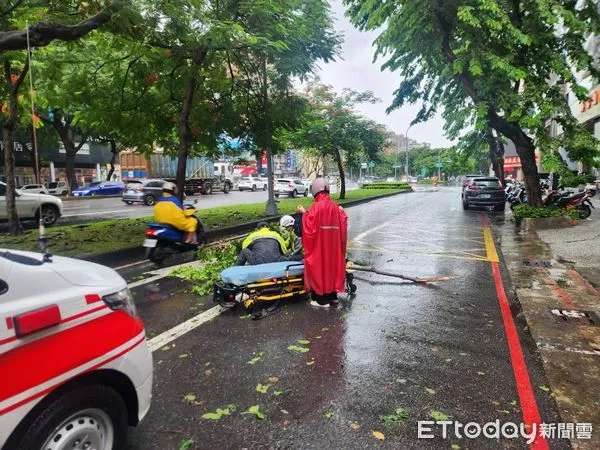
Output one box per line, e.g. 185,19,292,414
301,179,312,191
45,181,69,196
238,176,267,192
19,184,49,195
0,181,63,226
274,178,309,198
0,249,152,450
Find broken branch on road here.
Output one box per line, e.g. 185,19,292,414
346,264,455,284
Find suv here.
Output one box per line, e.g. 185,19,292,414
274,179,309,198
0,249,152,450
0,182,63,226
45,181,69,196
19,184,48,195
462,177,506,211
122,179,166,206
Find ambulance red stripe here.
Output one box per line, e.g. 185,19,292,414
0,310,144,404
0,334,146,416
0,304,109,347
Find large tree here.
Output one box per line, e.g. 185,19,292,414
345,0,600,207
293,80,387,198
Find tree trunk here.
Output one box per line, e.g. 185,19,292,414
2,59,28,234
176,49,206,202
48,111,86,191
106,139,117,181
486,128,505,185
3,126,22,234
489,113,542,207
334,148,346,199
176,73,197,202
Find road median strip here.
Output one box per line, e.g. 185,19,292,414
0,188,412,263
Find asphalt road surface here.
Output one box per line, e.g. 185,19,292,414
118,187,569,449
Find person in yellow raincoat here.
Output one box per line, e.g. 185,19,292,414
153,182,198,244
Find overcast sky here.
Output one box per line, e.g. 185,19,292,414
310,0,455,148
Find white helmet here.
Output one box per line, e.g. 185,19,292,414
279,215,295,232
162,181,178,195
310,177,330,196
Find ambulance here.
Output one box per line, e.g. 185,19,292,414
0,249,152,450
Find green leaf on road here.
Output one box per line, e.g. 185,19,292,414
430,410,450,421
340,313,348,321
201,405,237,420
324,412,334,419
425,388,436,394
247,405,265,420
539,385,550,392
179,439,194,450
161,345,170,351
298,339,311,345
395,377,407,384
247,352,265,364
274,389,283,396
240,314,252,319
179,353,189,359
287,345,309,353
184,393,196,403
256,383,270,394
380,408,409,425
451,445,461,450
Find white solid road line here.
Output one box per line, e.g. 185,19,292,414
128,260,203,289
147,305,226,352
351,221,391,243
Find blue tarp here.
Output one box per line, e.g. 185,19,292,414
221,261,304,286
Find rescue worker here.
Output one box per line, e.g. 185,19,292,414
153,182,198,244
279,215,303,261
296,178,348,307
236,222,289,265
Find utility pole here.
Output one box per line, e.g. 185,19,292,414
437,148,441,179
405,124,413,179
395,134,400,179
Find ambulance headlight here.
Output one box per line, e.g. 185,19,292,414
103,288,138,317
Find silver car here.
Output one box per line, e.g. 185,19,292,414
274,178,309,198
122,179,165,206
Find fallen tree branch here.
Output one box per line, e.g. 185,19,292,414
347,264,455,284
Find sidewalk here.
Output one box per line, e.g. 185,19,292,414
495,211,600,449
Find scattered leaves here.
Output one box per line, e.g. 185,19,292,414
451,445,461,450
281,409,289,414
183,393,196,403
256,383,270,394
161,345,170,352
351,423,361,430
298,339,311,345
426,388,436,395
497,410,511,414
340,313,348,321
247,352,265,365
205,362,211,367
179,353,189,359
274,389,284,396
179,439,194,450
204,369,212,376
429,410,450,421
287,345,309,353
315,335,322,339
201,404,237,420
268,376,279,383
322,327,329,331
372,431,385,440
477,372,485,376
539,385,550,392
247,405,265,420
240,314,252,320
306,359,315,365
380,408,409,425
324,412,334,419
395,377,407,384
511,400,517,406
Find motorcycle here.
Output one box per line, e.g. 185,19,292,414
143,203,207,263
507,183,527,210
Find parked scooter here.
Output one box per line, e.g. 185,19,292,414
143,202,207,263
507,182,527,210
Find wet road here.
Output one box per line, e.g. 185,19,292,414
123,187,568,449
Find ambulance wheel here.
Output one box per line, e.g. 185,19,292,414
8,385,127,450
349,283,357,293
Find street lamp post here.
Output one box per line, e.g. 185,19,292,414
405,124,413,179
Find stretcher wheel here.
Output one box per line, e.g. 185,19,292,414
349,283,357,293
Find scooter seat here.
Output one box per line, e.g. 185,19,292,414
147,223,178,230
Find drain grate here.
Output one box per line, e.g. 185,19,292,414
523,259,552,268
550,309,600,327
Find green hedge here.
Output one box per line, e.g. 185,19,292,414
560,174,596,187
513,204,578,220
360,182,410,190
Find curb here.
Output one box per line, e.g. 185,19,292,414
82,188,412,267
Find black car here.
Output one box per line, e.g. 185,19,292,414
462,177,506,211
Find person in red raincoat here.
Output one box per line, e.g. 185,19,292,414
297,178,348,307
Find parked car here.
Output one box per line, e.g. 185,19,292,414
0,181,63,226
122,179,166,206
18,184,49,194
238,176,267,192
0,249,152,450
462,174,484,190
72,181,125,197
274,178,309,198
44,181,69,196
301,178,312,191
462,176,506,211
